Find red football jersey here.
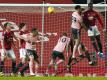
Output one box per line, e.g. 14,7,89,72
19,30,28,48
2,31,14,50
83,9,103,27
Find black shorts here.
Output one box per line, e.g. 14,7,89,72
80,43,86,51
51,51,65,60
71,28,81,39
27,49,38,61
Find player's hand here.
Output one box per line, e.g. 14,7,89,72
27,40,31,43
89,27,92,31
2,49,6,55
66,52,69,58
103,29,107,32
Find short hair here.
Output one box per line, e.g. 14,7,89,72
81,8,85,11
63,32,67,36
31,28,37,32
4,22,12,28
75,5,81,10
31,28,38,36
19,23,26,30
88,2,93,6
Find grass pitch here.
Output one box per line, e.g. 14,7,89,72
0,77,107,80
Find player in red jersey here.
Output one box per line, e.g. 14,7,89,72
0,22,18,76
83,2,104,57
13,23,29,76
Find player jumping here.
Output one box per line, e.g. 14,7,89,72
70,5,86,64
67,38,95,72
83,2,104,57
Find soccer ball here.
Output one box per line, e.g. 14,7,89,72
48,6,55,14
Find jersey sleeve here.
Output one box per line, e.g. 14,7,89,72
96,12,104,28
1,32,4,40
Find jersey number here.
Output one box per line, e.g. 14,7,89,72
61,38,66,43
72,16,76,23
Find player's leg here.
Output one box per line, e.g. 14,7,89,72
72,39,80,62
56,52,65,65
34,61,39,76
95,35,102,53
32,50,39,76
90,36,99,52
14,48,26,74
45,51,56,75
19,63,29,76
71,28,80,62
80,43,96,65
54,52,65,75
45,59,55,75
67,39,74,72
67,54,72,72
88,27,99,52
8,49,16,75
94,26,103,54
29,56,34,76
78,44,84,59
27,50,35,76
0,49,6,76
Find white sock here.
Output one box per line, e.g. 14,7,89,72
29,61,34,74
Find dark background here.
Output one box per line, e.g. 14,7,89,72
0,0,105,4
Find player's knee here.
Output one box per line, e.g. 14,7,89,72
35,63,39,68
48,65,51,69
1,56,6,61
60,59,64,63
91,40,96,43
29,56,34,61
12,58,16,62
21,58,26,64
74,45,78,50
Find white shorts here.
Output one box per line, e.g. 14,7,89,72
0,49,16,60
19,48,27,59
88,25,100,36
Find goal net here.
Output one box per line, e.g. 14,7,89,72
0,4,106,76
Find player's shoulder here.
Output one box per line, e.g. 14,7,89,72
72,11,78,15
85,9,97,13
62,36,70,39
10,31,14,34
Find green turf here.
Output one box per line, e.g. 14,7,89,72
0,77,107,80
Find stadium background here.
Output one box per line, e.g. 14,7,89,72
0,0,106,77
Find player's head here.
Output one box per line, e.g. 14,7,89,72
88,2,93,10
80,7,85,14
19,23,26,31
63,32,67,36
81,8,85,12
31,28,38,36
4,22,12,31
75,5,81,12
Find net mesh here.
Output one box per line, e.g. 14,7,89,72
0,4,106,76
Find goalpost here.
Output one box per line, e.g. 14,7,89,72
0,3,106,76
